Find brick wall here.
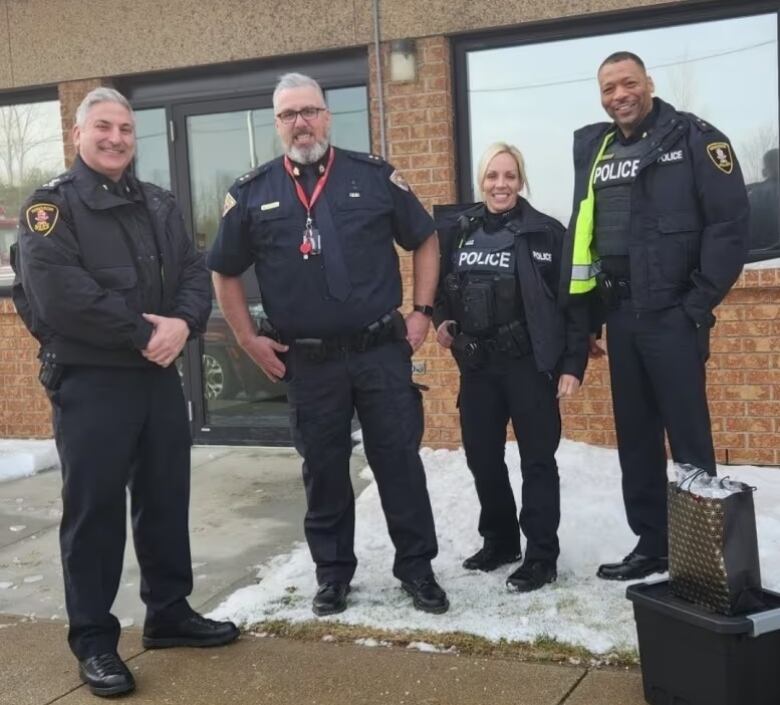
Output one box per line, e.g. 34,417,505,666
368,37,463,446
561,269,780,466
0,299,50,438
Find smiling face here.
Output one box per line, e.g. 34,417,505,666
72,100,135,181
274,85,331,164
481,151,522,214
598,59,655,137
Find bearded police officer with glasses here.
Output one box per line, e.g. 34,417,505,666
208,73,448,617
567,52,749,581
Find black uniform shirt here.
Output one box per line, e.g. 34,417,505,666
208,147,435,338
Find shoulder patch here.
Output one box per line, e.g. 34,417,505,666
25,203,59,236
706,142,734,174
389,169,410,192
222,192,237,216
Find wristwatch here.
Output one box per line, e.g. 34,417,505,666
413,304,434,317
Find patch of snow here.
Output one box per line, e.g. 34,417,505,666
0,440,59,483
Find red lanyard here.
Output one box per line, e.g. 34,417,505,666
283,146,335,216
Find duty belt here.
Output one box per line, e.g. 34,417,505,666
596,273,632,307
263,311,406,361
452,319,531,366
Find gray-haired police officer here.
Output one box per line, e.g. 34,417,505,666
208,73,448,616
568,52,749,581
11,88,238,697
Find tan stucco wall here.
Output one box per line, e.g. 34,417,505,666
0,0,705,90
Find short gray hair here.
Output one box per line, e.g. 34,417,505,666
272,73,326,112
75,87,134,128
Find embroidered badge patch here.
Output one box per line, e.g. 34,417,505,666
389,170,410,192
706,142,733,174
222,192,237,216
25,203,59,236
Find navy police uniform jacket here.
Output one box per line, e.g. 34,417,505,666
435,198,588,380
207,147,435,339
12,156,211,367
569,97,749,328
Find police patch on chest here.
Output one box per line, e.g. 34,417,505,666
593,157,640,187
25,203,59,236
657,149,684,165
455,248,514,272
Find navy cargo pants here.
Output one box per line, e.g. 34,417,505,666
286,339,438,585
50,365,194,659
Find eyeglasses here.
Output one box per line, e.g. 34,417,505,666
276,107,328,124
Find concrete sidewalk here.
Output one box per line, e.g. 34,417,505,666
0,613,646,705
0,445,649,704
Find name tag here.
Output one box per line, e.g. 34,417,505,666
261,201,280,211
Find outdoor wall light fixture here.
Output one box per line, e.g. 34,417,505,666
389,38,417,82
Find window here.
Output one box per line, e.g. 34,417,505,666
134,108,171,190
0,98,65,288
458,9,779,262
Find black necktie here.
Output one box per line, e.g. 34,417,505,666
301,167,351,302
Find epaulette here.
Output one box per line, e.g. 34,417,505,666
343,150,386,167
235,162,272,188
38,172,73,192
681,111,714,133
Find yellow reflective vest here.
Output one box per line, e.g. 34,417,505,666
569,130,616,294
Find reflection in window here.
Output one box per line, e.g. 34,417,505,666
134,108,171,190
466,13,779,259
0,100,65,283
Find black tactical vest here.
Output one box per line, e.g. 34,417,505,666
448,225,523,335
592,137,647,258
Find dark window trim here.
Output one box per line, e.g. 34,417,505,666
452,0,780,263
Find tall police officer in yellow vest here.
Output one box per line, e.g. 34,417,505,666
567,52,749,580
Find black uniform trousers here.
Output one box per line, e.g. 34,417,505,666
458,352,561,565
286,339,438,585
50,365,194,660
605,302,716,558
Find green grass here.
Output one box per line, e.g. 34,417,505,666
245,619,640,667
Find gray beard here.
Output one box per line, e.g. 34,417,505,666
287,139,329,165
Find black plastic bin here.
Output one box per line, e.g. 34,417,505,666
626,580,780,705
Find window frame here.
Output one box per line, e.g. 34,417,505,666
452,0,780,263
0,86,64,296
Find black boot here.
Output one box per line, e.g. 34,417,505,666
78,652,135,697
401,574,449,614
597,552,668,581
143,612,240,649
312,582,350,616
462,544,521,572
506,560,557,592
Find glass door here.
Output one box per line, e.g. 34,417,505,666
164,87,369,444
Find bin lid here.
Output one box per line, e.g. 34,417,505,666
626,580,780,636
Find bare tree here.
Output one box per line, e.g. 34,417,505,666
0,104,61,186
740,123,778,185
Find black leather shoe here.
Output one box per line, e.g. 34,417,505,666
312,582,350,616
143,613,240,649
462,545,521,572
596,552,668,581
401,575,449,614
78,652,135,697
506,560,557,592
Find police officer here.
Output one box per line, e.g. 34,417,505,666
435,142,587,592
208,73,448,616
567,52,749,580
11,88,238,697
